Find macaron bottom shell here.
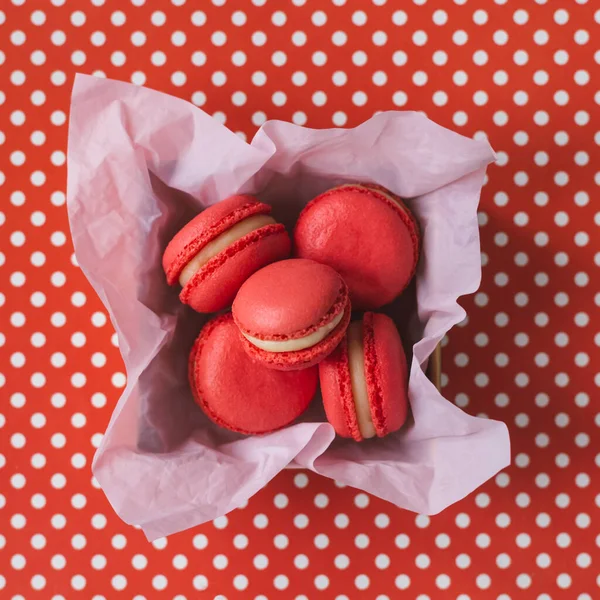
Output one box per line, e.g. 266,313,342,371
189,313,318,435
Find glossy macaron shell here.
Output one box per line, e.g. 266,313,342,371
294,184,420,310
163,194,291,313
189,313,318,434
232,258,351,370
319,312,409,441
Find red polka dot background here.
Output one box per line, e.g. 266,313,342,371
1,0,599,598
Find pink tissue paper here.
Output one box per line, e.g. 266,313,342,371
67,74,510,541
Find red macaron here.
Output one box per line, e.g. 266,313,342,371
319,312,409,441
163,194,291,313
189,313,318,434
232,258,351,371
294,183,420,310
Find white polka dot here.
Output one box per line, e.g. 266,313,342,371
534,150,549,166
513,132,529,147
352,10,367,25
274,574,289,590
513,50,529,65
432,9,448,25
30,575,46,590
11,110,26,126
130,31,147,47
171,71,186,86
432,91,448,106
372,70,387,86
473,91,488,106
554,49,569,65
394,574,411,590
574,150,589,166
334,554,350,570
375,553,390,569
211,31,227,47
412,71,428,86
351,50,367,67
312,10,327,26
271,50,287,66
412,30,427,46
554,171,569,186
272,10,288,27
433,51,448,66
493,70,509,85
292,512,309,530
494,111,509,126
212,553,228,570
493,30,508,45
391,534,410,551
453,111,468,126
351,90,368,106
250,31,267,48
150,51,166,67
355,574,370,590
193,575,208,590
329,31,349,49
554,9,569,24
391,50,408,68
494,353,508,367
415,553,431,568
554,291,569,306
29,50,46,66
331,513,349,529
556,573,572,589
494,393,509,408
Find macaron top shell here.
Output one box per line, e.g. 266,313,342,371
233,258,347,340
294,184,420,310
163,194,271,285
189,313,318,434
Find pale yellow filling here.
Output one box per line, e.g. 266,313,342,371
347,321,376,439
179,214,276,286
242,310,344,353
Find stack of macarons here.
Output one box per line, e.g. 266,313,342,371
163,184,420,441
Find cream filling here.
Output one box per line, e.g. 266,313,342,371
242,310,344,353
347,320,376,439
179,214,276,286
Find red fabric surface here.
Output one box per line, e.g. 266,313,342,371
0,0,598,598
